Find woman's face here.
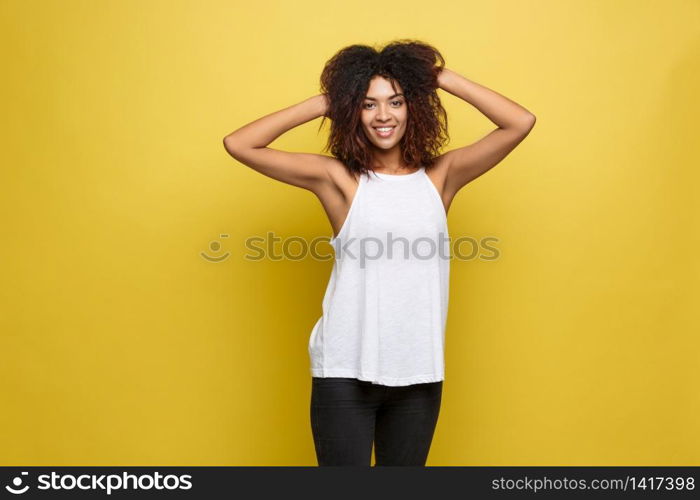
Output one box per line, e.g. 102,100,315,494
360,76,408,150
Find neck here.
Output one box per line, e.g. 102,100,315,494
370,146,417,173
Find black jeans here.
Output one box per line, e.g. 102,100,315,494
310,377,443,466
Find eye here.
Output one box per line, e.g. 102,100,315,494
363,100,404,109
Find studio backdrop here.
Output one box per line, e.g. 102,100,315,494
1,0,698,465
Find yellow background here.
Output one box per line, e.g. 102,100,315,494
1,0,698,465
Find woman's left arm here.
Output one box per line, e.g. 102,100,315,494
437,67,536,196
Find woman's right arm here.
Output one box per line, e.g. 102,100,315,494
223,94,333,192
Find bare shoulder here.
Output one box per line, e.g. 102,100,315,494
424,153,452,214
315,156,360,201
308,157,363,238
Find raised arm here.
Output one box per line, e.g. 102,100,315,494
223,94,333,192
437,68,536,200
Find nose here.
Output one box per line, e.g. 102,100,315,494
376,103,391,121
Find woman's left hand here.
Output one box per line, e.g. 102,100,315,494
436,67,452,90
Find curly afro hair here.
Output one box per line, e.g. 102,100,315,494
318,39,450,177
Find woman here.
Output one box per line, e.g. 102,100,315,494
223,39,536,466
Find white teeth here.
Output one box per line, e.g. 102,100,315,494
375,127,394,132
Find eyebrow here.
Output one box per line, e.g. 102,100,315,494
364,93,404,101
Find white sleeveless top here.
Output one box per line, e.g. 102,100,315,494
307,166,450,386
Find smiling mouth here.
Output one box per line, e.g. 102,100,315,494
373,126,396,137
